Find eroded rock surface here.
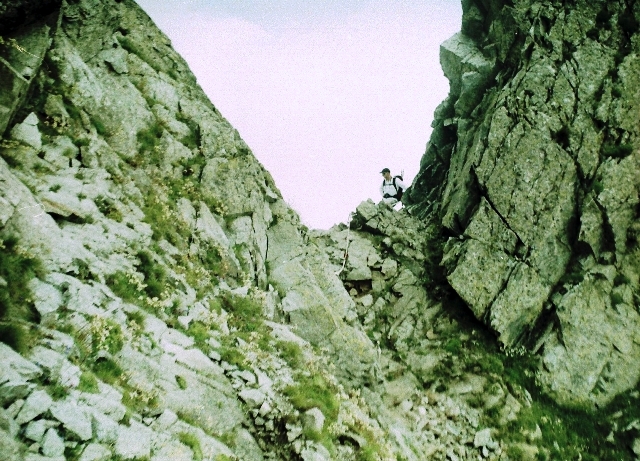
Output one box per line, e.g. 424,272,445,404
406,0,640,407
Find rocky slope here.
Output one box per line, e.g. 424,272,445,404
405,0,640,408
2,0,640,460
0,0,545,460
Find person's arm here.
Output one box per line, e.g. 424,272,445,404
380,181,385,197
397,178,408,190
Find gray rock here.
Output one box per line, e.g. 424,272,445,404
78,388,126,422
41,428,65,457
229,428,264,461
151,409,178,431
44,94,70,124
15,390,53,425
10,112,42,149
30,346,81,388
173,347,224,379
24,454,65,461
78,443,112,461
41,136,78,170
302,407,325,433
99,47,128,74
301,443,332,461
114,420,152,460
90,411,119,444
445,239,513,319
0,380,35,407
381,258,398,278
355,199,379,222
0,343,42,383
24,419,47,442
49,399,92,441
239,388,266,407
473,428,493,448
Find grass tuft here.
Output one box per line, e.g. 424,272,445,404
178,432,202,461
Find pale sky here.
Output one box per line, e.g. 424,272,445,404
134,0,462,229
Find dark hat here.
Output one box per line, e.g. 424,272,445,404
380,168,390,173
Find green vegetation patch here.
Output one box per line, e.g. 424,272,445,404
284,374,340,424
95,195,123,222
107,271,142,303
221,292,266,336
136,250,167,299
91,357,123,384
78,371,100,393
90,317,124,355
0,235,43,353
136,122,164,163
178,432,202,461
276,340,305,368
602,143,633,159
187,321,210,348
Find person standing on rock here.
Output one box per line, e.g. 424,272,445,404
379,168,407,207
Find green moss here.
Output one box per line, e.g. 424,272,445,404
47,383,69,400
136,250,167,299
136,123,164,161
591,179,604,195
219,344,246,369
610,292,624,307
107,271,142,303
611,85,623,98
284,374,340,424
122,387,160,414
602,143,633,159
477,354,504,375
178,432,202,461
198,240,228,277
187,321,210,348
92,318,124,355
91,357,123,384
78,371,100,393
95,196,123,222
176,375,188,390
0,235,43,353
276,340,305,368
0,323,32,354
505,445,526,459
91,116,108,136
558,265,585,286
126,309,146,326
614,273,631,286
141,196,185,250
444,338,462,354
221,293,265,335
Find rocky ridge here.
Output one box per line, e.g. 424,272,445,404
0,0,552,460
405,0,640,408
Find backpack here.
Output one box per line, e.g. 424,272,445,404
382,175,404,200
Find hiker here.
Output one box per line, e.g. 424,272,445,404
379,168,407,206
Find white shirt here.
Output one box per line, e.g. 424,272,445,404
380,176,408,198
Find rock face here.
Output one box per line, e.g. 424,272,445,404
0,0,556,456
0,0,381,459
405,0,640,406
2,0,640,458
